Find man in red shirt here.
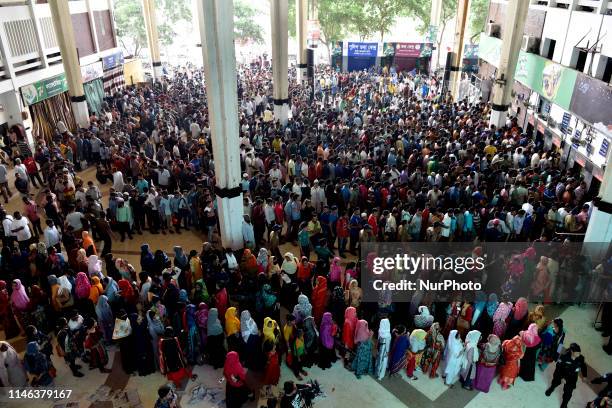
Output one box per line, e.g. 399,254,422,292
367,208,379,237
336,211,350,258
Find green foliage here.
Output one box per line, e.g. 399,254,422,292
354,0,411,42
113,0,191,56
234,0,265,44
469,0,490,42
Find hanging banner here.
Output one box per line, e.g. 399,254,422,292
81,61,104,83
307,19,320,43
463,44,479,59
347,42,379,57
102,50,125,71
20,73,68,106
395,43,432,58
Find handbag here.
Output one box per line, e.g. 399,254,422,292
112,318,132,340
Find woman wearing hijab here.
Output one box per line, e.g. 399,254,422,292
342,306,358,361
10,279,30,333
456,302,474,339
225,307,241,352
89,276,104,304
506,297,528,339
318,312,337,369
147,310,165,369
240,249,258,279
375,318,392,380
528,304,547,332
421,322,445,378
474,334,501,392
173,246,190,289
292,294,313,324
519,323,542,381
88,255,103,278
0,341,27,386
192,279,210,304
348,279,362,309
82,231,97,256
263,317,280,345
140,244,155,272
256,248,270,274
76,249,89,272
407,329,427,380
24,341,53,386
471,291,487,328
329,257,344,288
240,310,262,370
195,303,209,350
159,326,193,387
0,281,20,339
262,340,280,387
183,304,201,365
207,308,226,369
75,271,93,308
311,276,329,325
460,330,482,390
329,285,346,327
389,325,409,376
132,307,156,376
224,351,250,408
475,293,498,338
351,319,373,378
539,318,566,370
83,318,110,373
442,330,464,387
492,301,513,339
302,315,318,368
115,310,135,374
414,306,434,329
95,295,115,343
498,335,524,389
214,286,228,323
281,252,298,279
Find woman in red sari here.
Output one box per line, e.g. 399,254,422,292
262,341,280,386
224,351,250,408
342,306,358,362
498,335,524,389
159,327,193,387
311,276,328,325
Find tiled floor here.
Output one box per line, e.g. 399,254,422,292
1,166,610,408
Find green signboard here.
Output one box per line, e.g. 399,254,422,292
20,73,69,106
478,34,577,110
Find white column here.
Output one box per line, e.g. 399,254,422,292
197,0,244,250
488,0,530,128
142,0,163,80
27,0,49,68
429,0,443,71
296,0,308,83
49,0,89,128
85,0,100,53
449,0,469,99
271,0,289,126
584,153,612,260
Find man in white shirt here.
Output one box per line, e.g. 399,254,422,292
1,211,15,247
14,158,28,181
10,211,32,250
44,219,62,252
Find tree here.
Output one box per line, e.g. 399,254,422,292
468,0,490,43
234,0,265,44
114,0,191,57
355,0,410,42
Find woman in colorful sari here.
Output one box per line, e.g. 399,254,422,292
442,330,464,387
318,312,337,369
407,329,427,380
352,319,373,379
375,318,391,380
256,248,270,274
184,304,201,366
414,305,434,329
329,256,344,288
0,281,20,339
89,276,104,305
95,295,114,343
225,307,241,352
471,291,487,328
456,302,474,339
348,279,362,309
263,317,280,345
75,249,89,273
206,308,226,369
421,322,445,378
240,249,258,280
192,279,210,305
159,326,193,387
538,317,565,370
302,315,318,368
460,330,482,390
311,276,329,325
492,301,513,339
292,294,313,324
240,310,262,370
288,326,308,380
88,255,103,279
24,341,53,386
442,300,461,339
389,325,409,376
10,279,30,333
82,231,97,256
75,272,95,317
519,323,541,381
224,351,250,408
83,318,110,373
506,297,528,339
195,303,209,350
342,306,358,362
528,304,547,332
474,334,501,392
498,335,524,389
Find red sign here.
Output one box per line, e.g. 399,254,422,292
395,43,424,58
575,153,586,167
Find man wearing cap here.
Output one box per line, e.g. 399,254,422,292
545,343,587,408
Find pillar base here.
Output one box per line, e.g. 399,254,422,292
273,102,289,126
216,195,245,250
583,200,612,260
489,106,508,128
71,99,90,128
297,66,307,84
153,63,163,81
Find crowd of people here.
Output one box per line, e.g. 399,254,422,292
0,59,610,408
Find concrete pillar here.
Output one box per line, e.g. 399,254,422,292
142,0,163,80
488,0,530,128
197,0,244,250
48,0,89,128
27,0,49,68
429,0,443,71
271,0,289,126
449,0,469,100
296,0,308,83
85,0,100,53
584,153,612,260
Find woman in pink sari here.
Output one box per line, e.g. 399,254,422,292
10,279,30,333
492,302,513,339
474,334,501,392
